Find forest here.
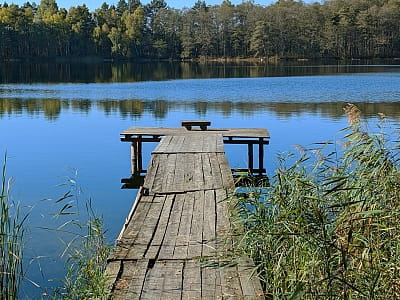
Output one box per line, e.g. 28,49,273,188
1,0,400,60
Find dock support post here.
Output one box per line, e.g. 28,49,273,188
130,138,143,175
248,143,253,173
258,138,264,176
137,140,142,174
131,141,138,175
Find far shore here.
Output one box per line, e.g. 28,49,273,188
2,56,400,64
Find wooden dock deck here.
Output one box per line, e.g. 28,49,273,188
105,124,269,299
120,126,270,177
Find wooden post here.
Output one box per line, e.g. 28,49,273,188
137,139,143,174
258,138,264,176
130,137,143,175
131,141,138,175
248,143,253,173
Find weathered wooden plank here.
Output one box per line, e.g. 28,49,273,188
215,188,229,233
173,192,195,259
217,152,235,191
111,260,148,299
170,135,186,153
202,189,216,257
115,186,146,242
220,264,243,298
153,136,173,153
191,134,203,153
160,153,177,192
143,154,160,192
161,260,184,299
202,134,217,153
111,197,153,259
179,134,196,153
193,153,205,191
201,153,214,190
237,258,264,299
182,261,201,300
201,134,209,153
145,194,175,260
126,195,166,259
151,154,168,193
215,188,231,253
104,260,121,297
216,133,225,152
209,152,223,189
201,265,222,298
158,194,184,259
124,260,149,299
183,152,195,191
171,153,186,192
140,262,164,300
187,190,204,258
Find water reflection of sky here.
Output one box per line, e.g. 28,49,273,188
1,71,400,297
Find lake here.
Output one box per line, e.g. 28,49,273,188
1,61,400,297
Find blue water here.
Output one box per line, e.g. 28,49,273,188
1,67,400,297
1,73,400,102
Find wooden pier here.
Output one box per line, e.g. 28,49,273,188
105,122,270,299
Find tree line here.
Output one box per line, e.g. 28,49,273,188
1,0,400,60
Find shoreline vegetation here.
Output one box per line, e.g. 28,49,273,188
230,104,400,298
2,56,400,64
0,164,110,299
1,0,400,61
0,155,26,299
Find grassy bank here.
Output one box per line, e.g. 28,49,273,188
231,104,400,299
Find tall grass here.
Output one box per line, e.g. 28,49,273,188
50,173,111,299
0,155,28,300
0,160,111,299
231,104,400,299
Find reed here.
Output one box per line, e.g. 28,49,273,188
0,155,27,300
0,160,110,298
231,104,400,299
51,174,111,299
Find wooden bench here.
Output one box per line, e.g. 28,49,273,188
181,120,211,131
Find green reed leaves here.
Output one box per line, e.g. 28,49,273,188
50,173,112,299
231,104,400,299
0,161,111,299
0,155,28,300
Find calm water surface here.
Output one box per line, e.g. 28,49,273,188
1,61,400,297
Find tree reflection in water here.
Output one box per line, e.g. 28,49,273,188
1,98,400,121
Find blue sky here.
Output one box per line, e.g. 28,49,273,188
8,0,280,11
